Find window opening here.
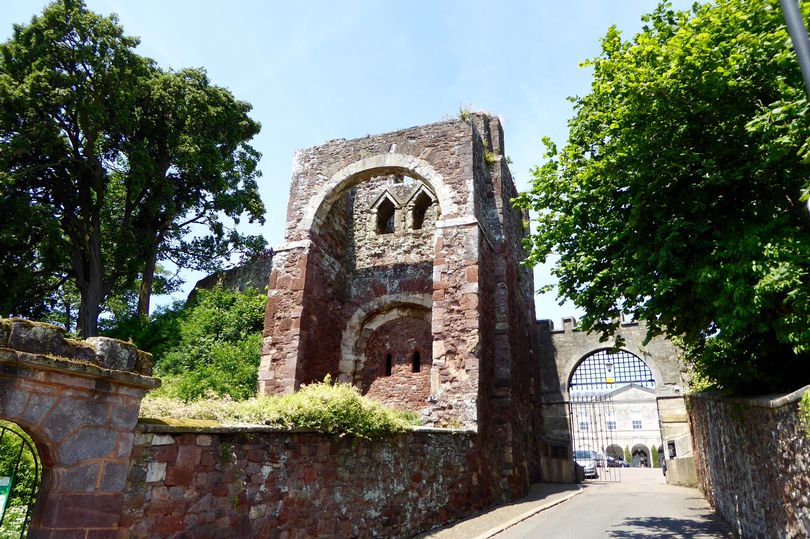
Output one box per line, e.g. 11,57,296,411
569,349,655,393
411,191,432,230
385,354,393,376
376,198,396,234
412,351,421,373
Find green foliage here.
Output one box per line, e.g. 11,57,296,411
140,377,421,439
458,105,473,121
624,445,632,464
0,0,265,335
0,421,40,538
651,445,660,468
801,391,810,439
484,150,499,165
515,0,810,394
105,286,265,400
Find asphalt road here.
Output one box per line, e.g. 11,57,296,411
495,468,732,539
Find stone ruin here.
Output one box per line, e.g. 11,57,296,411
261,113,546,488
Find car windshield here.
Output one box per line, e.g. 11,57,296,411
574,450,594,460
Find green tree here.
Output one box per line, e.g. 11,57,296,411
107,286,266,401
0,1,265,336
515,0,810,394
651,445,660,468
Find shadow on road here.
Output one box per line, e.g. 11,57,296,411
607,515,733,538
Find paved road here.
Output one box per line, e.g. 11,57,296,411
496,468,732,539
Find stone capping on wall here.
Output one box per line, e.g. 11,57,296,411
0,318,155,377
691,384,810,408
0,348,161,390
137,421,473,435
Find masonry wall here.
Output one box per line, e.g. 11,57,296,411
122,425,487,539
688,387,810,538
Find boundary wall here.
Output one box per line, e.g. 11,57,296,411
123,424,483,538
688,387,810,538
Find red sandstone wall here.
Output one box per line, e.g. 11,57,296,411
122,425,488,539
362,316,432,411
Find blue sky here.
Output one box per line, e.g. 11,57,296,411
1,0,692,325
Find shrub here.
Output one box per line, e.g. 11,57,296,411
140,377,420,439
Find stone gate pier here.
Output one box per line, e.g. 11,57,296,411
0,318,159,538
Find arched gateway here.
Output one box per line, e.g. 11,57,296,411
535,317,697,486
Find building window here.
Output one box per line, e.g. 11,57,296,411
631,410,642,430
376,198,396,234
578,414,589,432
607,420,617,430
411,191,432,230
412,351,421,373
385,354,393,376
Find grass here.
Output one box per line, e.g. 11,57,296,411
140,377,421,439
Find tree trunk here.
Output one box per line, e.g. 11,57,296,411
75,226,106,338
137,249,158,318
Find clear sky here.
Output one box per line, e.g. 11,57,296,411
1,0,692,326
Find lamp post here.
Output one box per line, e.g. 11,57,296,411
780,0,810,98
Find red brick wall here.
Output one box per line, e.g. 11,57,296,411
122,425,489,539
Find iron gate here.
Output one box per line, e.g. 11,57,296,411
569,392,622,482
0,422,40,539
567,348,659,482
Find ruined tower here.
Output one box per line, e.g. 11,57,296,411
260,114,543,495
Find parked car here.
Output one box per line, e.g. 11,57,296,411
573,450,599,479
607,456,630,467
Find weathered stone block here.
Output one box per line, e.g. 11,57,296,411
85,337,137,371
62,462,101,493
7,319,65,356
59,427,118,466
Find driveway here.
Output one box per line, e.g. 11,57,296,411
496,468,731,538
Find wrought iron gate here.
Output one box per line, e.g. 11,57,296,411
0,422,40,539
569,392,622,482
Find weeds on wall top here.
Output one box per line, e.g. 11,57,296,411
140,376,420,439
801,391,810,439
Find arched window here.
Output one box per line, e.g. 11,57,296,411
569,348,655,393
411,191,432,230
376,198,396,234
412,351,421,373
385,353,393,376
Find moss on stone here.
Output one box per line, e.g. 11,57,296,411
139,417,221,428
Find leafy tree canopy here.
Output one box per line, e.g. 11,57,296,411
0,0,266,336
106,286,266,401
515,0,810,394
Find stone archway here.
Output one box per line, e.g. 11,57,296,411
338,293,432,385
536,319,697,485
298,154,456,237
0,318,158,536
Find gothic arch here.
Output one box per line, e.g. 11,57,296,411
299,153,458,235
567,347,659,393
338,293,432,383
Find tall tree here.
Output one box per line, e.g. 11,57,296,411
515,0,810,393
0,1,265,335
125,67,264,317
